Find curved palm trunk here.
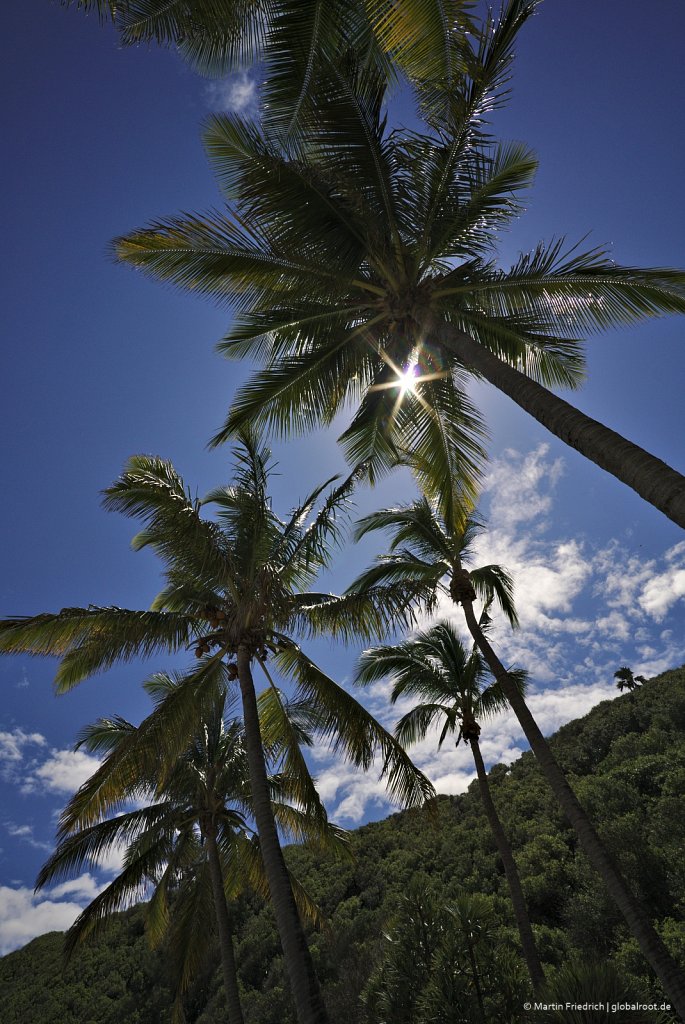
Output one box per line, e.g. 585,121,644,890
469,736,545,993
236,644,329,1024
205,826,246,1024
457,590,685,1018
438,323,685,530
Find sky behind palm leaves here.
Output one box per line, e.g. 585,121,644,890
1,0,685,952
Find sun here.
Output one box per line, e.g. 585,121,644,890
396,364,418,396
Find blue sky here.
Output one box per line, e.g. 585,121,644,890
2,0,685,952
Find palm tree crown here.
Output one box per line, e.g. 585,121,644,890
357,620,515,750
113,7,685,524
349,498,518,627
0,431,431,809
38,678,337,1022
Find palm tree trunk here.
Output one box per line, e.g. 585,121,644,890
205,825,246,1024
236,644,329,1024
469,736,545,993
457,591,685,1018
438,323,685,529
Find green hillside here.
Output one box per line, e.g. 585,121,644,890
2,668,685,1023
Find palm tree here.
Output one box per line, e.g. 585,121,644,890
614,666,646,693
37,676,341,1024
357,619,545,992
112,10,685,529
0,433,433,1024
348,499,685,1015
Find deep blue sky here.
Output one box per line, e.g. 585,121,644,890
2,0,685,950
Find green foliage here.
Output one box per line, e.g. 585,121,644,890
0,907,174,1024
2,668,684,1021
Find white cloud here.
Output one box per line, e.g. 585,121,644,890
205,72,257,114
0,875,102,955
24,748,101,796
638,566,685,621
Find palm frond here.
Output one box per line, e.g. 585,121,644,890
274,644,435,809
0,607,192,693
59,656,231,831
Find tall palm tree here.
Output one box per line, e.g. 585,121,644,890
356,619,545,992
112,12,685,528
0,433,433,1024
348,498,685,1016
37,677,342,1024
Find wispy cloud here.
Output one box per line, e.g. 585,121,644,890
0,728,46,784
205,72,257,115
4,821,51,852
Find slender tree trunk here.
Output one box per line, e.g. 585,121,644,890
457,589,685,1019
470,736,545,993
236,644,329,1024
464,929,486,1024
438,323,685,530
205,825,245,1024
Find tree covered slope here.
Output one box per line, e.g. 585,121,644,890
2,668,684,1023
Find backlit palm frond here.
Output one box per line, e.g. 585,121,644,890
440,240,685,343
365,0,473,95
103,454,232,588
211,325,379,445
36,804,174,888
423,140,538,265
394,702,455,748
274,643,435,809
74,716,136,756
164,860,217,1022
227,832,327,929
203,112,372,272
344,554,445,605
217,301,361,363
292,581,427,642
354,498,451,559
469,564,519,628
59,656,230,832
262,0,382,142
256,681,329,821
0,607,192,694
61,831,170,960
62,0,266,74
114,210,348,310
270,801,352,860
396,369,487,520
277,462,367,589
357,641,450,700
414,0,540,252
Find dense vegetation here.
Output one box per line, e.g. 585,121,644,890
3,667,684,1023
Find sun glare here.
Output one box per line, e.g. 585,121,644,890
396,364,418,395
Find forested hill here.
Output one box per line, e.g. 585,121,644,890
2,668,685,1023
